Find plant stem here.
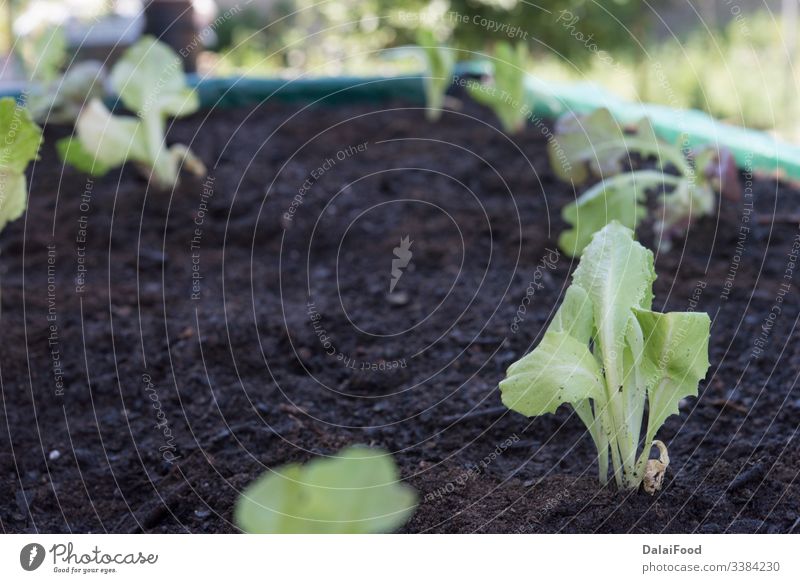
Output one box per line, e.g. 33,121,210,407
573,399,608,484
142,109,174,188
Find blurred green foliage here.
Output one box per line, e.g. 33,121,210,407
443,0,645,59
205,2,800,138
6,1,794,138
210,0,649,73
636,11,798,133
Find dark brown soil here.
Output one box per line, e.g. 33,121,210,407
1,98,798,533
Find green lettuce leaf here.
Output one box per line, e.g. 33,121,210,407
500,329,603,417
558,171,668,256
573,222,656,386
60,37,204,188
548,108,662,184
59,99,147,173
28,61,107,125
0,98,42,232
0,171,29,232
0,99,43,174
633,308,711,446
57,137,111,176
110,35,199,117
417,29,455,122
467,42,527,134
234,446,417,534
19,25,67,84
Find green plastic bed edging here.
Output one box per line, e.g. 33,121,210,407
3,67,798,179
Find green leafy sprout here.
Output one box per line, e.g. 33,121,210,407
29,61,108,126
234,446,417,533
467,42,529,134
18,25,107,125
58,36,206,189
417,29,456,122
0,98,43,233
500,222,710,492
549,108,739,255
18,24,67,85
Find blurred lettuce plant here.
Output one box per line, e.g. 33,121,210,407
17,25,107,125
58,36,205,189
467,42,528,133
417,28,455,121
235,446,417,534
549,108,739,255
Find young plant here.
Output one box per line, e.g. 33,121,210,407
19,25,107,124
467,42,528,134
234,446,417,533
0,98,43,232
500,222,710,492
417,28,455,122
549,108,739,255
58,36,206,189
29,61,108,125
18,25,67,85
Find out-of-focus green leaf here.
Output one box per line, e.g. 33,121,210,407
559,170,668,256
417,29,455,122
234,446,417,534
0,99,43,174
71,99,148,168
29,61,107,125
550,108,730,253
110,35,199,117
0,98,42,232
548,108,662,184
19,25,67,84
62,38,204,189
56,137,111,176
467,42,527,134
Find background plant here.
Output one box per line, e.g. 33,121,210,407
467,42,528,134
549,108,739,255
417,28,455,122
58,36,205,189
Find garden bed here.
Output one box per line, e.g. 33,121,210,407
1,98,798,533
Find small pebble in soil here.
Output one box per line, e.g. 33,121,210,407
387,291,410,306
194,509,211,519
48,449,61,461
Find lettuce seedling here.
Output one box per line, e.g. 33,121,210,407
234,446,417,533
58,36,205,189
19,25,107,124
0,98,43,232
417,29,455,122
18,25,67,85
467,42,528,134
29,61,107,125
500,222,710,491
549,108,739,255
